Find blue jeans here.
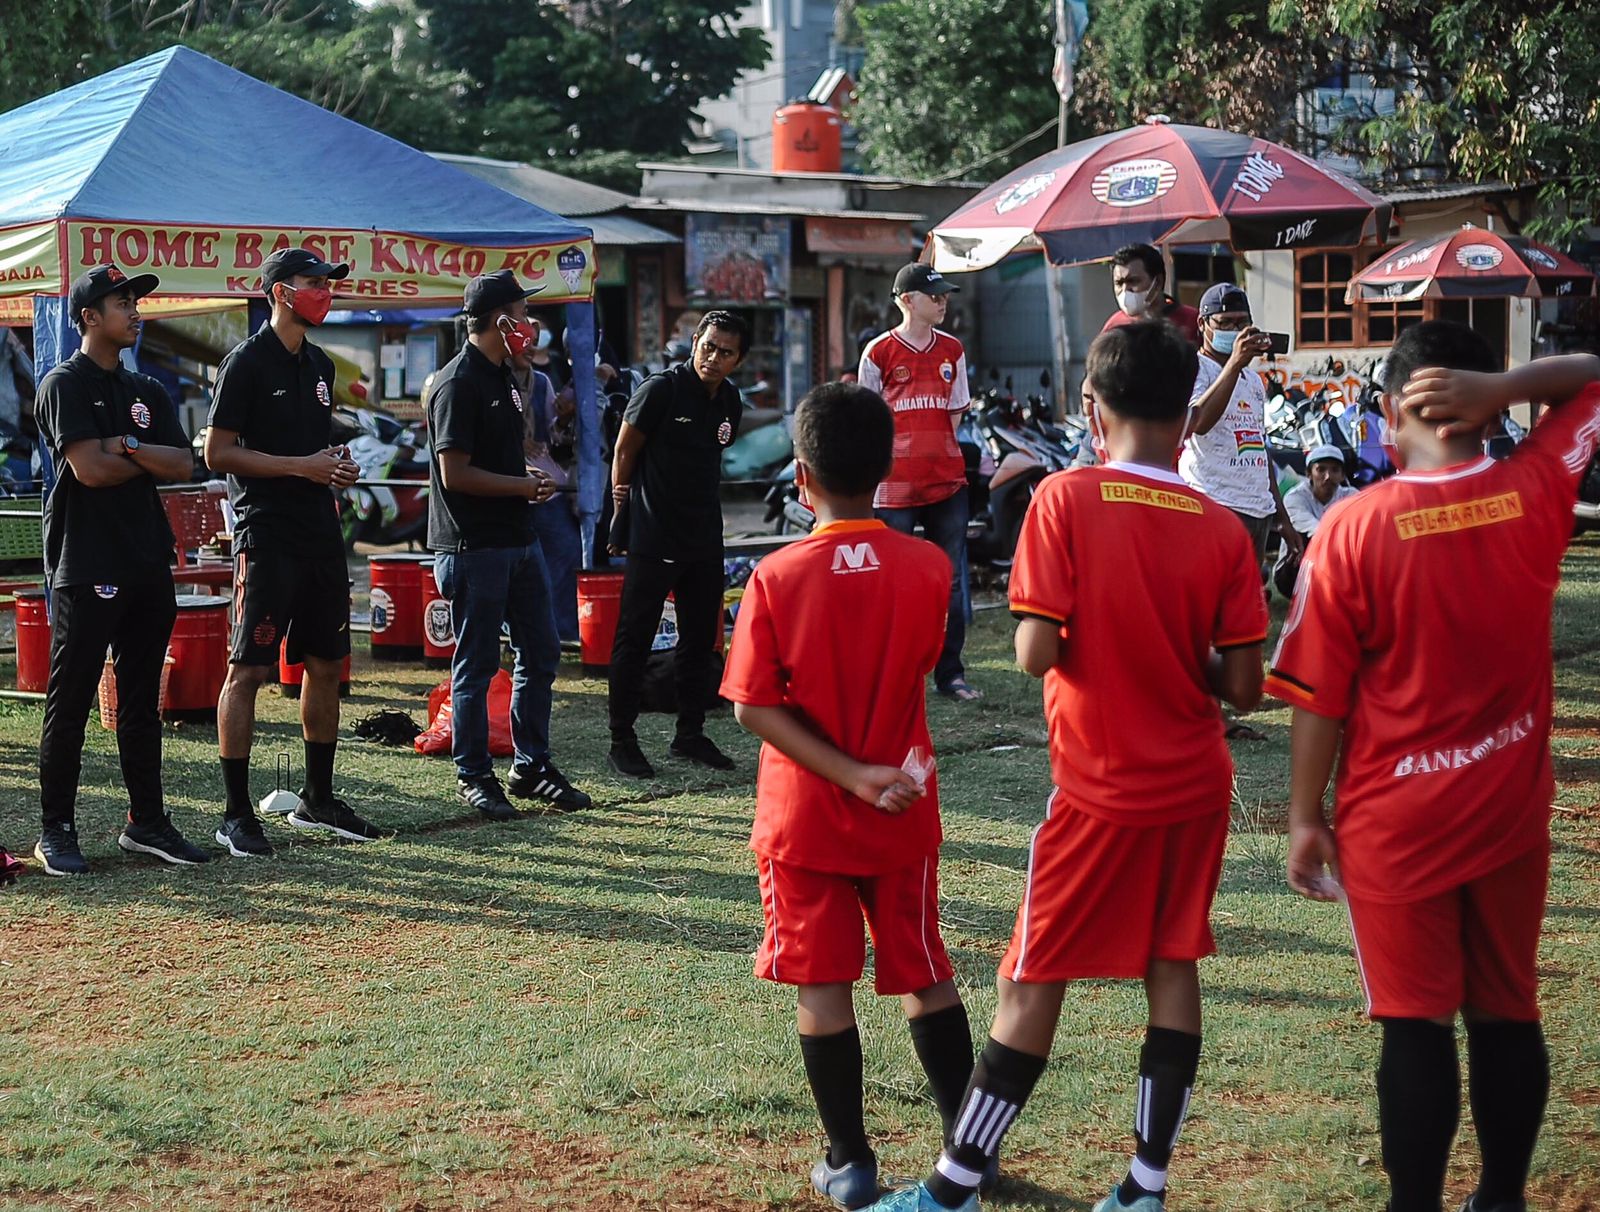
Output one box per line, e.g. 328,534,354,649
532,499,582,643
434,543,559,780
877,489,970,689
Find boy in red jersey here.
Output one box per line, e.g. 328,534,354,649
721,382,984,1210
864,321,1268,1212
1271,322,1600,1212
858,263,980,701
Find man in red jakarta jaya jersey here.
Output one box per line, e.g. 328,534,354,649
1270,322,1600,1212
858,263,980,701
722,382,986,1212
863,322,1268,1212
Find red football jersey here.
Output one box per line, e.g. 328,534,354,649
1101,298,1201,347
858,328,970,509
1267,385,1600,903
1010,462,1269,823
720,519,950,875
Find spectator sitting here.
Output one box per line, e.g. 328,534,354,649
1273,444,1358,597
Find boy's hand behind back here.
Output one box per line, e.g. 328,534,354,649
855,765,923,815
1402,367,1508,438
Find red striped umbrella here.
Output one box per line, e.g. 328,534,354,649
928,120,1391,271
1345,226,1595,302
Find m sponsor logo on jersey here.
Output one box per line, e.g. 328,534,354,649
831,541,881,575
1394,491,1523,541
1091,158,1178,208
994,171,1056,215
1392,710,1536,778
1456,243,1505,272
315,379,332,407
130,400,151,429
1234,429,1265,456
1099,480,1203,514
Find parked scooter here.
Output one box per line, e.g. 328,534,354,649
329,406,430,549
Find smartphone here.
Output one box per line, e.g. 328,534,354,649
1268,332,1291,355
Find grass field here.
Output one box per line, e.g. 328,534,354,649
2,541,1599,1211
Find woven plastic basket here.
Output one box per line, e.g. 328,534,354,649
98,651,175,731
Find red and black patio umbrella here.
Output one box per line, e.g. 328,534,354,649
1345,225,1595,302
928,120,1391,271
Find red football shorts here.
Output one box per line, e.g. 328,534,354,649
1344,841,1549,1021
754,855,954,995
1000,792,1229,982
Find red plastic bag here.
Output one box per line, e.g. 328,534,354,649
414,671,515,757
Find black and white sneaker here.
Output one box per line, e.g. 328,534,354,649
507,760,592,812
458,774,519,821
34,824,90,876
119,816,211,866
215,814,275,858
287,797,384,842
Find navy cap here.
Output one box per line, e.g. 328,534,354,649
69,264,158,318
1198,282,1251,319
893,262,959,297
462,269,545,317
262,247,350,297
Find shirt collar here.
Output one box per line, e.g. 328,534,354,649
1394,455,1496,484
463,340,510,378
69,350,122,381
811,518,886,538
1103,459,1188,486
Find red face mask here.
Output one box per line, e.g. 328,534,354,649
499,318,538,358
283,285,332,326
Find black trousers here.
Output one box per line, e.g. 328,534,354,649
39,577,177,830
607,554,723,744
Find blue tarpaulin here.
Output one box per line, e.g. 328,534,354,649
0,46,604,562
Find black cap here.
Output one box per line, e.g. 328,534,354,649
69,264,159,318
893,262,959,297
1198,282,1251,319
462,269,545,317
261,247,351,298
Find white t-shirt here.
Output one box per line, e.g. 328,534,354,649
1283,478,1357,536
1180,354,1274,517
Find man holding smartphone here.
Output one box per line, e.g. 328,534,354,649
1182,283,1301,572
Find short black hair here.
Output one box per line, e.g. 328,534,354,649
695,309,750,357
1086,321,1198,421
1111,243,1164,281
792,381,894,497
1382,320,1499,394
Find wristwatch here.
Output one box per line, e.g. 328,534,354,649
120,434,140,456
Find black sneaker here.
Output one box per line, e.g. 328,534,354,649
669,734,734,770
119,816,211,866
34,824,89,876
215,814,275,858
508,760,592,811
458,774,519,821
606,739,655,779
287,796,384,842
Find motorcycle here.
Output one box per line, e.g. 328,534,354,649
328,406,430,549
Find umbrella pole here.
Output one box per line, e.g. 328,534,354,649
1044,43,1073,418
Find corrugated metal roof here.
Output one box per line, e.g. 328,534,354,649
1383,180,1521,204
631,198,926,222
586,213,680,246
429,152,637,216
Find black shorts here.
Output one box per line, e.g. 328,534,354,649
231,544,350,666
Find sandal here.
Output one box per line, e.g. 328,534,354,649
1224,721,1267,741
939,679,984,702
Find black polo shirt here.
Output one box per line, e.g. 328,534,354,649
37,352,188,587
623,363,741,561
206,322,342,556
426,341,535,551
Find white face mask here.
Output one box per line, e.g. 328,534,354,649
1118,288,1152,318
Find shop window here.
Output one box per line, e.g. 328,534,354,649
1297,252,1356,346
1171,248,1237,308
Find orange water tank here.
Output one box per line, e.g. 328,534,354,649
773,102,843,174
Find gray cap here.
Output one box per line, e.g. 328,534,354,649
1307,444,1346,467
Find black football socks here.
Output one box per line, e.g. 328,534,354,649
221,756,251,820
1466,1018,1548,1208
304,739,336,803
926,1036,1047,1208
908,1003,976,1137
1377,1017,1460,1212
800,1026,873,1168
1118,1025,1203,1203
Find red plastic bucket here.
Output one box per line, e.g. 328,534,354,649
577,571,625,668
164,594,230,715
15,588,49,693
368,554,429,660
278,641,352,700
421,560,454,668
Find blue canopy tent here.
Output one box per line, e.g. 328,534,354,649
0,46,604,561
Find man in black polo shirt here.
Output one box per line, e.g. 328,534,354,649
205,246,376,856
605,310,746,778
428,269,591,819
33,265,208,875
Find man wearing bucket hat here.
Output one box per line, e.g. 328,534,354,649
427,269,592,819
206,246,377,857
34,265,205,875
1272,444,1357,598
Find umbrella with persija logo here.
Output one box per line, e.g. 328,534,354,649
927,118,1392,272
1345,225,1595,302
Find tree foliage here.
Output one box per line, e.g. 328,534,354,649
854,0,1058,180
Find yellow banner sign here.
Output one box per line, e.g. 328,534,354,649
0,220,596,305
